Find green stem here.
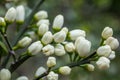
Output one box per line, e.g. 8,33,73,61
13,0,46,46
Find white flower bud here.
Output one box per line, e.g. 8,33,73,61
16,5,25,23
16,76,28,80
0,68,11,80
102,27,113,39
59,66,71,75
108,51,116,60
41,31,53,45
54,44,66,56
34,10,48,20
97,45,111,57
47,71,58,80
65,42,75,52
42,44,54,56
96,57,110,70
37,19,50,26
47,57,56,67
0,17,6,27
52,14,64,31
38,23,49,36
86,64,95,71
104,37,119,50
53,31,66,43
5,7,16,23
61,27,68,34
28,41,43,55
18,37,32,48
69,29,86,40
35,67,46,78
75,37,91,57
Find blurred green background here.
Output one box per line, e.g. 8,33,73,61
0,0,120,80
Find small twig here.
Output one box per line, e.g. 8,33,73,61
9,54,31,73
13,0,46,46
1,32,16,68
34,51,96,80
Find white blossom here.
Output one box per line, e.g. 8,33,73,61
16,5,25,23
47,71,58,80
104,37,119,50
0,68,11,80
42,44,54,56
102,27,113,39
69,29,86,40
18,37,32,48
97,45,111,57
54,44,66,56
96,57,110,70
59,66,71,75
37,19,50,26
53,31,66,43
28,41,43,55
35,67,46,78
41,31,53,45
86,64,95,71
108,51,116,60
5,7,16,23
47,57,56,67
65,42,75,52
38,23,49,36
75,37,91,57
52,14,64,31
34,10,48,20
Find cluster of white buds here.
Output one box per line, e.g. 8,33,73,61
4,5,25,24
96,27,119,70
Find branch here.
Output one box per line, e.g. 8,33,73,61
9,55,31,73
34,51,96,80
1,32,16,68
13,0,46,46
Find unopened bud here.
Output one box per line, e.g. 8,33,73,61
65,42,75,52
38,23,49,36
52,14,64,31
42,44,54,56
69,29,86,40
96,57,110,70
47,71,58,80
28,41,43,55
97,45,111,57
0,68,11,80
18,36,32,48
55,44,66,56
47,57,56,67
102,27,113,39
108,51,116,60
104,37,119,50
35,67,46,78
16,5,25,24
59,66,71,75
53,31,66,43
41,31,53,45
5,7,16,23
37,19,50,26
34,10,48,20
